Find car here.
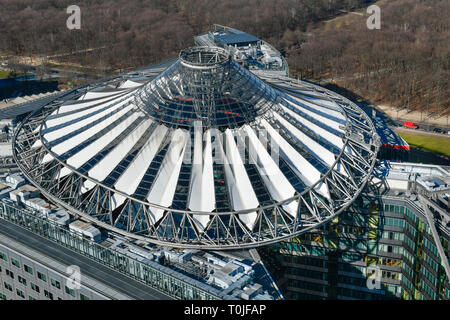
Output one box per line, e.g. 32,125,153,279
403,121,418,129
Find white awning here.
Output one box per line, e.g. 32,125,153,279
146,129,189,225
57,111,142,178
241,125,298,217
189,122,216,230
111,124,169,210
82,118,153,193
260,118,330,199
222,129,259,230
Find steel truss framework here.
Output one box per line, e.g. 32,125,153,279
13,48,380,250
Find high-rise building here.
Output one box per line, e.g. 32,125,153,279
260,162,450,300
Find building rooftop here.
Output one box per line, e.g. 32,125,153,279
215,32,260,46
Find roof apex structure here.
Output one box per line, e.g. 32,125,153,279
134,46,279,129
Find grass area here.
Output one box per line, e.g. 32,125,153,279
398,133,450,157
0,69,11,79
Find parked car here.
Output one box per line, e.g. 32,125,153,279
403,121,418,129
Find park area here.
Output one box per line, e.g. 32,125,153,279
398,132,450,158
0,69,11,79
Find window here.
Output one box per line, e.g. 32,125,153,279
31,282,40,293
4,282,12,291
28,296,36,301
11,258,20,268
5,269,14,279
11,257,20,268
0,251,6,261
44,290,54,300
65,286,76,297
51,278,61,289
24,264,33,275
80,293,90,301
37,271,47,282
16,289,25,299
18,275,27,286
0,293,6,300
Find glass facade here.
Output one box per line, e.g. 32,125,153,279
261,195,450,300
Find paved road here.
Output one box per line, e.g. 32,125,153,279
394,127,450,138
0,219,172,300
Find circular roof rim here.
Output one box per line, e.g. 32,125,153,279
15,75,379,217
12,72,380,249
179,46,230,69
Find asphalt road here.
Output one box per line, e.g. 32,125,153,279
394,127,450,138
0,219,172,300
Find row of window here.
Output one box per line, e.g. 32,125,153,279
378,243,403,255
421,266,438,288
422,280,437,300
337,275,366,287
2,280,89,300
423,237,439,258
337,287,382,300
381,231,404,242
382,217,405,229
281,254,328,268
286,267,327,281
338,263,365,275
0,251,90,300
280,242,329,256
380,257,402,268
287,279,327,293
381,270,401,281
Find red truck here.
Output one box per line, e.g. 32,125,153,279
403,121,418,129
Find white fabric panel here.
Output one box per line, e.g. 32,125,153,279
189,122,215,229
285,98,353,158
32,90,133,135
260,118,330,199
42,96,133,144
111,124,169,210
293,93,346,121
222,129,259,230
241,125,298,217
286,96,345,133
58,90,132,115
282,102,344,150
41,103,135,164
81,89,128,100
44,99,119,130
81,118,153,193
57,112,142,178
273,111,347,177
118,80,143,89
32,139,42,149
146,129,189,225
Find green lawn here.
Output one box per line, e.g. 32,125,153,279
398,132,450,157
0,69,11,79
